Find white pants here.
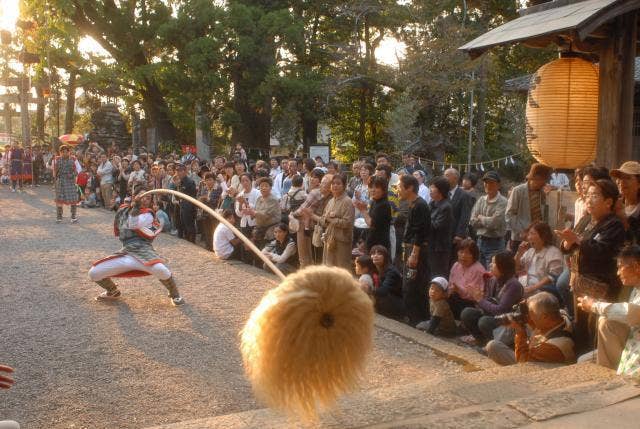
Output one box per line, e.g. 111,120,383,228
88,255,171,281
389,225,396,262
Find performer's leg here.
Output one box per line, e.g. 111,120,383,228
56,205,63,222
70,204,78,222
88,256,142,300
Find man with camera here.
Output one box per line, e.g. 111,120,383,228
486,292,575,366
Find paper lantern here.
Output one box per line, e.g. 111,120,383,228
525,56,599,169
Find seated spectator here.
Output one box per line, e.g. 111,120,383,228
261,223,298,275
515,221,563,298
417,277,457,336
355,254,378,292
213,209,241,260
577,244,640,377
448,239,487,318
368,245,405,320
80,186,97,208
461,251,524,346
153,201,172,233
249,177,281,249
486,292,575,365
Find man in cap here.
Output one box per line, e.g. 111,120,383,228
506,163,553,252
469,171,508,268
610,161,640,245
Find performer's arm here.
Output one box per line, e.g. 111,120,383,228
129,212,162,239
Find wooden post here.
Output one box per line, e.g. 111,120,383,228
596,12,637,168
2,103,11,134
20,74,31,147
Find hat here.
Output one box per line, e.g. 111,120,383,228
482,171,501,183
611,161,640,178
430,277,448,292
58,144,71,151
526,163,553,180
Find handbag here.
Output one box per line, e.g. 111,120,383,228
570,272,609,300
312,224,323,248
288,213,299,233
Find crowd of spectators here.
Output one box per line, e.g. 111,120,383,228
2,140,639,379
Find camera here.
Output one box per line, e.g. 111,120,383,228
495,300,529,326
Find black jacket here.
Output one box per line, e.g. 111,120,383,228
428,198,454,252
403,196,430,246
366,197,392,251
450,187,475,239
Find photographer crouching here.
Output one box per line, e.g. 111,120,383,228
486,292,575,366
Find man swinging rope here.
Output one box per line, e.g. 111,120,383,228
88,188,184,305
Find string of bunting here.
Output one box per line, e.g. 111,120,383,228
414,152,524,174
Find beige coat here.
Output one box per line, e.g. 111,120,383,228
320,193,355,269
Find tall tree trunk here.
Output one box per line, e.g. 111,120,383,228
475,58,488,160
35,85,45,141
139,79,178,146
301,112,317,154
358,88,367,156
64,72,76,134
231,67,272,151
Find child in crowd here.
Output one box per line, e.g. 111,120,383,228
417,277,457,336
80,186,98,208
355,254,378,293
213,209,241,260
0,167,9,185
153,201,172,232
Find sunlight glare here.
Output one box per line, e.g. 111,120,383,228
0,0,19,31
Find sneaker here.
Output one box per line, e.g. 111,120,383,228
171,295,184,306
96,289,121,301
71,217,78,223
56,218,62,223
415,320,431,331
170,229,178,236
11,188,15,192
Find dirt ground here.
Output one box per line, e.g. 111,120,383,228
0,186,462,428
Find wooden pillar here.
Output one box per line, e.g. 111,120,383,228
19,74,31,147
596,12,637,168
2,103,11,134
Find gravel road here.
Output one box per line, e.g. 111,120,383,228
0,187,462,428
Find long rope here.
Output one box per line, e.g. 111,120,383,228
141,189,286,280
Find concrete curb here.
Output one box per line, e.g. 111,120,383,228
373,314,499,371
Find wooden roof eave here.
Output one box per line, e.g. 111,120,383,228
461,0,640,59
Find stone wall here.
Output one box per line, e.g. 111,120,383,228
88,104,131,149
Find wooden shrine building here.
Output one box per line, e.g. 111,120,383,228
460,0,640,168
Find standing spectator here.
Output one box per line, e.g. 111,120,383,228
260,223,299,275
355,176,392,252
557,179,625,353
8,142,24,192
296,170,330,267
176,163,197,243
461,251,524,345
549,170,571,190
428,176,454,277
506,163,553,252
315,173,355,270
117,158,131,200
610,161,640,245
272,157,289,199
128,160,146,195
413,170,431,203
515,222,563,298
22,146,33,187
368,245,405,320
448,239,487,318
97,153,115,209
347,160,363,197
470,171,508,268
198,172,223,251
32,145,44,186
445,168,475,252
462,173,480,200
375,153,399,187
269,157,281,179
398,174,431,326
235,172,261,257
